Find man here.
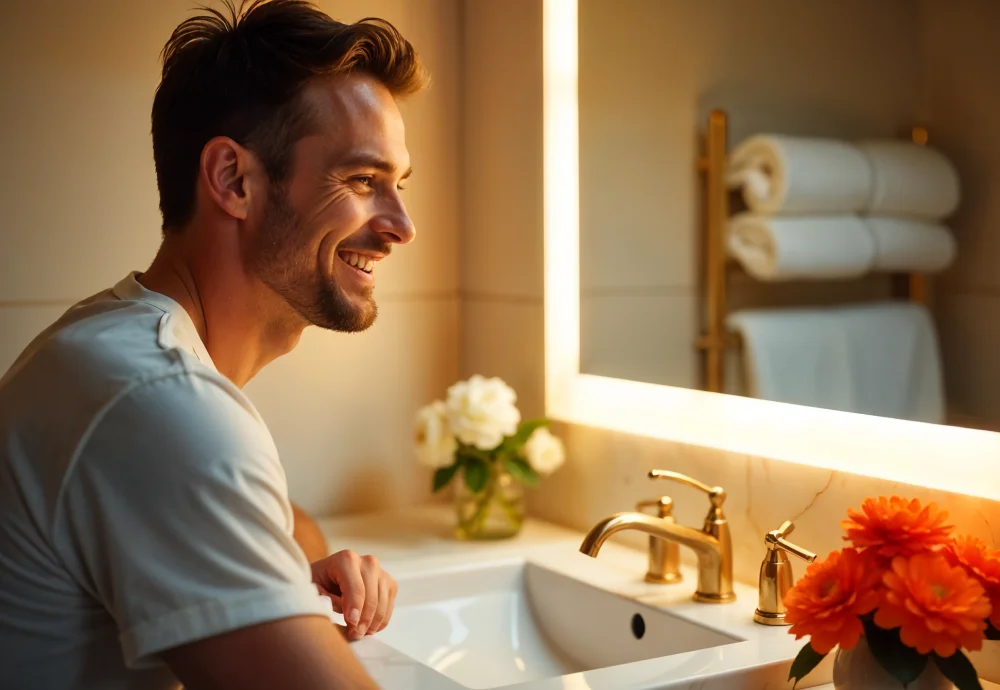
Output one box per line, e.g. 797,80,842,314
0,1,426,688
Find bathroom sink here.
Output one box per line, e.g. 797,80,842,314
375,559,740,689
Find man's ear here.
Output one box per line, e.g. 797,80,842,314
199,137,257,221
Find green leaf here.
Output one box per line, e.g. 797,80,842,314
503,419,551,450
863,619,928,687
463,459,489,493
986,622,1000,641
504,456,540,488
432,464,459,493
788,643,826,688
933,650,983,690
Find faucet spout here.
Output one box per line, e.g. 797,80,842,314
580,511,735,603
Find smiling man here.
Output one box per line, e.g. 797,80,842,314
0,2,425,689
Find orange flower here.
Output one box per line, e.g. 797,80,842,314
784,548,882,655
874,552,990,657
842,497,953,559
945,535,1000,629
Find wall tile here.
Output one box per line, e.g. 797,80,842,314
580,289,699,388
936,291,1000,425
460,298,544,420
459,0,544,299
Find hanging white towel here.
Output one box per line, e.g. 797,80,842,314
728,136,961,220
857,141,961,220
864,217,957,273
726,135,874,215
727,213,876,281
727,302,944,424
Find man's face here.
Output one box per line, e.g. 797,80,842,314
246,74,415,332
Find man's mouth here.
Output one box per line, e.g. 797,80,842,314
338,251,379,275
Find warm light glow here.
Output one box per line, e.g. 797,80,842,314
541,0,1000,500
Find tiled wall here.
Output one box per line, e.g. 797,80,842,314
920,0,1000,428
0,0,462,516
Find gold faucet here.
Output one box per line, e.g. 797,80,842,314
579,470,735,603
753,520,816,625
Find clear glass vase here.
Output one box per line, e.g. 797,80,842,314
833,636,953,690
454,462,525,540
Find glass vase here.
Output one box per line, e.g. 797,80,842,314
833,636,953,690
454,462,525,540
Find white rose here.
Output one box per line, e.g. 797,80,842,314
522,427,565,475
445,375,521,451
414,401,457,469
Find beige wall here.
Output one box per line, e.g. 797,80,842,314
920,0,1000,427
0,0,461,516
578,0,922,387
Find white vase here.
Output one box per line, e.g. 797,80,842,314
833,636,953,690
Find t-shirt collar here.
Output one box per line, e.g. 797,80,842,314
112,272,218,371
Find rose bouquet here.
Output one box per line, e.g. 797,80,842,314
414,375,565,539
786,497,999,690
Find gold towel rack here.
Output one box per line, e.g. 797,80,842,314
695,110,930,394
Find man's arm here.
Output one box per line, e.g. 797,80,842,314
163,616,378,690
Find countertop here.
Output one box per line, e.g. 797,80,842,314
317,505,998,690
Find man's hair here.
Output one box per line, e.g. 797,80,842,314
151,0,427,231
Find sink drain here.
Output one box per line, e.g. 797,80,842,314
630,613,645,640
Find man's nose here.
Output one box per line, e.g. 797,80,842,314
372,198,416,245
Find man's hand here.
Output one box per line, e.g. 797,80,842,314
311,551,397,641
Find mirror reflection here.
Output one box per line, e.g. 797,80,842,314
578,0,999,432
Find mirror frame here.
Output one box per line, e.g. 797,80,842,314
541,0,1000,499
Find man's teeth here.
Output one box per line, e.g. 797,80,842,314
343,252,377,273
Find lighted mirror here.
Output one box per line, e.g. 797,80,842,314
543,0,1000,498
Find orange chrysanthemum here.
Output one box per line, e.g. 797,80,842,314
784,548,882,655
841,496,953,559
874,552,990,658
945,535,1000,629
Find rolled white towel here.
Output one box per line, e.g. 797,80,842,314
726,135,873,215
727,213,876,281
857,141,960,220
864,217,957,273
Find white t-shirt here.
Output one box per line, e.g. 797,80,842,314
0,273,332,690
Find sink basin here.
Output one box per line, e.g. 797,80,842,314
376,559,740,689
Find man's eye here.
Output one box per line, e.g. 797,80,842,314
355,176,374,188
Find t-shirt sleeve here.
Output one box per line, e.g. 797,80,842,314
55,372,333,667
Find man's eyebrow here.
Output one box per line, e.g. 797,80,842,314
332,153,413,179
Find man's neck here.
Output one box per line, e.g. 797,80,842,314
138,230,305,388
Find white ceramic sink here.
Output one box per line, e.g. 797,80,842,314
376,559,740,689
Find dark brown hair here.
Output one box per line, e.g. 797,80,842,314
151,0,427,231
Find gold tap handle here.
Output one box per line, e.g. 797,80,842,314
636,496,673,515
765,521,817,562
648,470,726,507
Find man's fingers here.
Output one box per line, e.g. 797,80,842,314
377,576,398,633
332,551,366,628
356,555,381,637
368,576,390,635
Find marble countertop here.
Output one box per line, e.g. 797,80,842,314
317,505,997,690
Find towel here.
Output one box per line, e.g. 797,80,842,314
727,213,876,281
864,217,957,273
728,136,961,220
857,140,961,219
726,135,874,215
727,302,944,423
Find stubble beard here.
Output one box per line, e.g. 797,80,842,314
248,184,378,333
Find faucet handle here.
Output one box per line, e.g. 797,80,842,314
635,496,682,585
648,470,726,507
765,521,817,563
635,496,674,516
